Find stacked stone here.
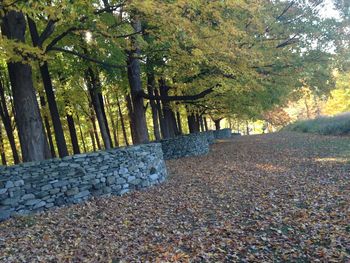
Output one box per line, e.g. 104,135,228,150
202,131,215,144
160,133,210,160
213,128,232,139
0,143,167,220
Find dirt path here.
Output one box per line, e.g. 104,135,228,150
1,132,349,262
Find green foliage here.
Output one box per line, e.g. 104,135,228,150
285,113,350,135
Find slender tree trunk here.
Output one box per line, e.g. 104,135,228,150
76,114,87,152
117,97,129,146
176,111,183,135
86,68,111,149
0,75,20,163
98,93,113,147
27,18,69,158
89,130,97,152
199,115,205,132
203,117,209,131
125,94,137,144
39,95,56,158
154,87,166,139
146,64,161,140
1,10,50,162
104,95,119,147
126,17,149,144
89,104,101,150
66,114,80,154
0,123,7,165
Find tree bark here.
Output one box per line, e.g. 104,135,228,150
104,94,119,147
126,18,149,144
154,86,166,139
98,93,113,147
76,114,87,152
27,17,69,158
0,123,7,165
125,94,137,144
199,115,205,132
146,66,161,140
89,104,101,150
187,112,199,133
176,111,183,135
203,117,209,131
159,79,176,138
39,95,56,158
66,114,80,154
0,75,20,163
1,10,50,162
117,96,129,146
86,68,112,149
214,119,221,130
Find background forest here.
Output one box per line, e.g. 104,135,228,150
0,0,349,165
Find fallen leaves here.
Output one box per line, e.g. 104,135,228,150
0,132,349,262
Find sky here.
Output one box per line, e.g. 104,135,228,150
320,0,341,19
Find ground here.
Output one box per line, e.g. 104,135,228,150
0,132,349,262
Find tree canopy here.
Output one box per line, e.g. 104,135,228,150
0,0,347,163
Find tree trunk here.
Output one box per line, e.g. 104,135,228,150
66,114,80,154
146,67,161,140
27,17,69,158
0,75,20,163
214,119,221,130
76,114,87,152
117,97,129,146
89,104,101,150
187,113,198,133
0,123,7,165
104,94,119,147
98,93,113,147
39,95,56,158
199,115,205,132
154,87,166,139
159,79,176,138
86,68,112,149
203,117,209,131
89,130,97,152
126,18,149,144
176,111,183,135
1,10,50,162
125,94,137,144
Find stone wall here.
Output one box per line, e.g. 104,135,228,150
213,128,232,139
160,133,209,160
0,143,167,220
202,131,215,144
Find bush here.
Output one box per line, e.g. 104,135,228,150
284,113,350,135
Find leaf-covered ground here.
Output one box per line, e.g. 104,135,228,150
1,132,349,262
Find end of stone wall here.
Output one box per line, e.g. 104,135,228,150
213,128,232,139
160,133,210,160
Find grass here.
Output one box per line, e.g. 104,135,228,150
284,113,350,136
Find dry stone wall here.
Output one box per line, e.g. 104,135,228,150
0,143,167,220
159,133,210,160
213,128,232,139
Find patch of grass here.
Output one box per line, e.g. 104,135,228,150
284,113,350,136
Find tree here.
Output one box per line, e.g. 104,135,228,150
1,10,50,162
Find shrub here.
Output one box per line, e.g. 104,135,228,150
284,113,350,135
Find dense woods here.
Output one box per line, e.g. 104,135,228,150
0,0,348,164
